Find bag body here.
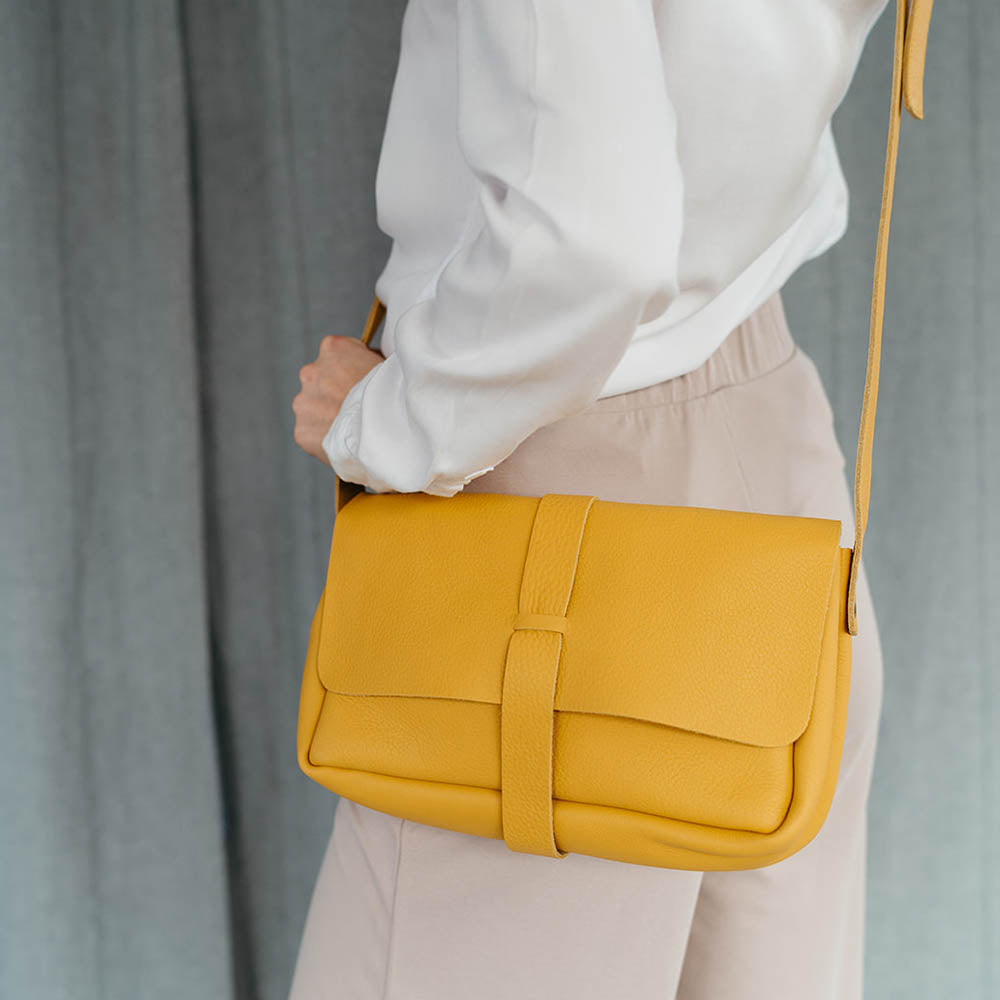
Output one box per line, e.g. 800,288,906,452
299,489,853,871
297,0,933,871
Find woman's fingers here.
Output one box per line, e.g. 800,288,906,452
292,336,384,465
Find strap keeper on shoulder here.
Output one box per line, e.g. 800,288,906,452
902,0,934,120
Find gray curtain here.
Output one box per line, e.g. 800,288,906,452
1,2,995,998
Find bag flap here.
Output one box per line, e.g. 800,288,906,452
317,492,844,748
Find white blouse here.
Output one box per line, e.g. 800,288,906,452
324,0,889,497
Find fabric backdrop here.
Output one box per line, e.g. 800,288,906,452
2,2,996,998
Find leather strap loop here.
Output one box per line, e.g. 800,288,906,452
500,494,596,858
513,612,569,634
341,0,934,637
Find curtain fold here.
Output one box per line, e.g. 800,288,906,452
1,3,234,998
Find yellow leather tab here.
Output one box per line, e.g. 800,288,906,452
501,494,596,858
903,0,933,120
500,629,567,858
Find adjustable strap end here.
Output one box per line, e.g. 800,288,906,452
902,0,934,120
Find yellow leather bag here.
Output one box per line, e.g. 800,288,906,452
297,0,933,871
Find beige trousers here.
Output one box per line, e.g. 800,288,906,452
288,289,884,1000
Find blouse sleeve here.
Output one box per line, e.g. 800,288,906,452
323,0,684,496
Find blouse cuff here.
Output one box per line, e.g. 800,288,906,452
321,363,496,497
321,366,380,490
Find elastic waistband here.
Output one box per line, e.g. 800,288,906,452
584,289,796,412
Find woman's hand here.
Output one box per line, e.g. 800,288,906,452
292,336,384,466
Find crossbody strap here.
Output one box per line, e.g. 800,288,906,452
845,0,933,634
348,0,934,637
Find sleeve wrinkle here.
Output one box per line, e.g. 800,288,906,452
323,1,683,496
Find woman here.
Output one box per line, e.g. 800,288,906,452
289,1,887,996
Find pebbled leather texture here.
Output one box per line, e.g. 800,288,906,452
500,495,595,858
302,0,932,871
300,492,849,870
